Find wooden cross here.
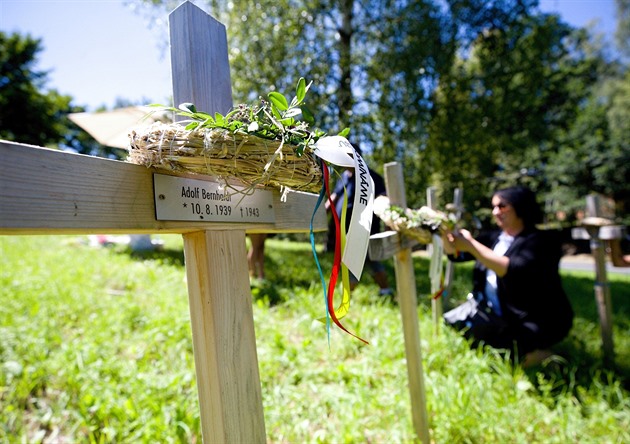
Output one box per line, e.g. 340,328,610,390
442,188,463,307
426,186,444,332
571,194,624,364
0,2,326,442
367,162,430,443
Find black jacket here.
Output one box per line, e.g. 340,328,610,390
454,228,574,350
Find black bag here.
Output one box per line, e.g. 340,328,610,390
444,293,507,333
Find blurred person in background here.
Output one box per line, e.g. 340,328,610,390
442,186,574,367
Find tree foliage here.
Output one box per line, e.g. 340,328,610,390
138,0,541,203
615,0,630,58
547,69,630,222
0,32,77,147
0,32,131,158
424,14,612,221
136,1,628,221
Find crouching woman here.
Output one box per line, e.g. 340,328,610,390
442,186,574,366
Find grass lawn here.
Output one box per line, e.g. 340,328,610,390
1,235,629,442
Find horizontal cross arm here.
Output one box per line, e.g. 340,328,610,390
368,230,419,261
572,225,626,240
0,141,326,235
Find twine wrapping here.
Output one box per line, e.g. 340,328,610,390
373,198,456,244
127,122,323,193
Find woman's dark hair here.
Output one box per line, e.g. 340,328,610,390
493,186,542,229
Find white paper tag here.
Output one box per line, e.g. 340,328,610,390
313,136,374,279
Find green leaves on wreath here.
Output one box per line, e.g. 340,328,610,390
267,77,314,126
148,78,333,156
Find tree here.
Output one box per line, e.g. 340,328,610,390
0,32,78,147
137,0,539,206
424,13,608,223
615,0,630,58
547,69,630,222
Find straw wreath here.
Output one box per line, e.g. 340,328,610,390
128,123,323,193
127,78,339,194
374,198,457,244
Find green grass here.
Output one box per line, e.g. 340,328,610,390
1,235,629,443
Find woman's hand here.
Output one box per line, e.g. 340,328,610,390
441,230,457,255
444,229,509,276
443,229,473,254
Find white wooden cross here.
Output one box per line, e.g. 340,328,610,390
442,188,463,306
571,194,624,364
367,162,431,443
0,2,326,442
426,186,444,332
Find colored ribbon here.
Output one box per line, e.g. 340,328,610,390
309,136,376,344
309,162,367,344
309,173,330,343
323,165,367,344
328,168,352,321
431,276,445,300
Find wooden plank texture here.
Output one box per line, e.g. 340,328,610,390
426,187,443,331
572,225,625,240
170,1,233,116
368,230,418,262
183,230,266,442
584,194,615,364
383,162,431,443
442,188,462,306
0,141,326,234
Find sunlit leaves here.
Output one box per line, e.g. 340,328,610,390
150,78,328,156
268,91,289,111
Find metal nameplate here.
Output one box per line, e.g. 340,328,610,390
153,174,275,223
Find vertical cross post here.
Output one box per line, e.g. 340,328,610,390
382,162,431,443
169,3,265,441
442,188,462,308
426,187,443,332
576,194,615,364
588,225,614,364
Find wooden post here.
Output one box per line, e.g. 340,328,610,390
572,224,624,365
183,230,265,442
370,162,430,443
169,3,267,441
442,188,462,308
426,187,443,332
588,226,614,364
571,194,616,364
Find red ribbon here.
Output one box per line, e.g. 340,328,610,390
323,165,368,344
432,276,445,300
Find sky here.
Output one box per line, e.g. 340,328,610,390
0,0,621,112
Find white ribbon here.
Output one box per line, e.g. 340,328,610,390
313,136,375,279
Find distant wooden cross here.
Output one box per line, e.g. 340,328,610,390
368,162,430,443
442,188,463,307
0,2,326,442
426,186,444,332
571,194,624,365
